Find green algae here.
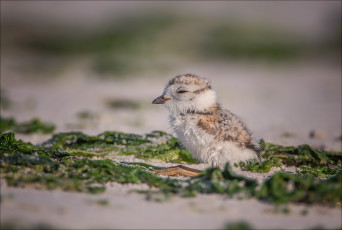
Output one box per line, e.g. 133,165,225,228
1,131,341,207
95,199,110,206
42,130,197,164
258,171,342,206
133,163,259,202
0,116,55,134
259,139,341,167
236,139,342,175
180,164,258,198
26,14,175,56
0,89,12,110
24,14,177,76
224,221,253,230
0,132,177,194
77,111,99,120
106,98,142,110
0,221,56,230
236,159,282,173
16,14,335,80
201,22,306,61
299,166,341,178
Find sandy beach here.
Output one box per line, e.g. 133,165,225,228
1,2,341,229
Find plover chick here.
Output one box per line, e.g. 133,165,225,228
152,73,259,176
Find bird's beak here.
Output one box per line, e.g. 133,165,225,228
152,95,171,104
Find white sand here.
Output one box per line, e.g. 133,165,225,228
1,180,341,230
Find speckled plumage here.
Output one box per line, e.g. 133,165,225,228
153,73,259,169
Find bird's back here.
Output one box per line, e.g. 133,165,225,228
197,104,259,152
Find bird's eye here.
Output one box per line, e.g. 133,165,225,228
176,88,188,94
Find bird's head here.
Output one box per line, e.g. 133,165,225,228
152,74,217,114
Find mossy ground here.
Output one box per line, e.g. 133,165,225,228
237,139,341,178
1,130,341,207
0,116,55,134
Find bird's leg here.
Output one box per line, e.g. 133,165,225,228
153,165,202,177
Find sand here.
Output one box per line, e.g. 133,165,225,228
1,180,341,230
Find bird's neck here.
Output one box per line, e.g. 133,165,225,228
178,103,221,117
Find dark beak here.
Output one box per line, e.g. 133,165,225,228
152,95,170,104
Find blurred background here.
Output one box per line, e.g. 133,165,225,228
1,1,341,150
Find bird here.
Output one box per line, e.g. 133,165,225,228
152,73,259,177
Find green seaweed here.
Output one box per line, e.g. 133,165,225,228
180,164,258,198
200,22,305,61
77,111,98,120
259,139,341,167
309,226,342,230
0,221,56,230
0,89,12,110
1,131,341,207
26,15,174,56
106,99,142,110
0,116,55,134
235,139,341,175
95,199,110,206
0,117,16,133
25,14,176,76
224,221,253,230
257,171,342,205
42,130,197,164
236,159,282,173
6,13,340,81
0,132,178,194
299,166,341,178
123,162,164,171
222,221,342,230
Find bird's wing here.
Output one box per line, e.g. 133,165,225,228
197,110,257,150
